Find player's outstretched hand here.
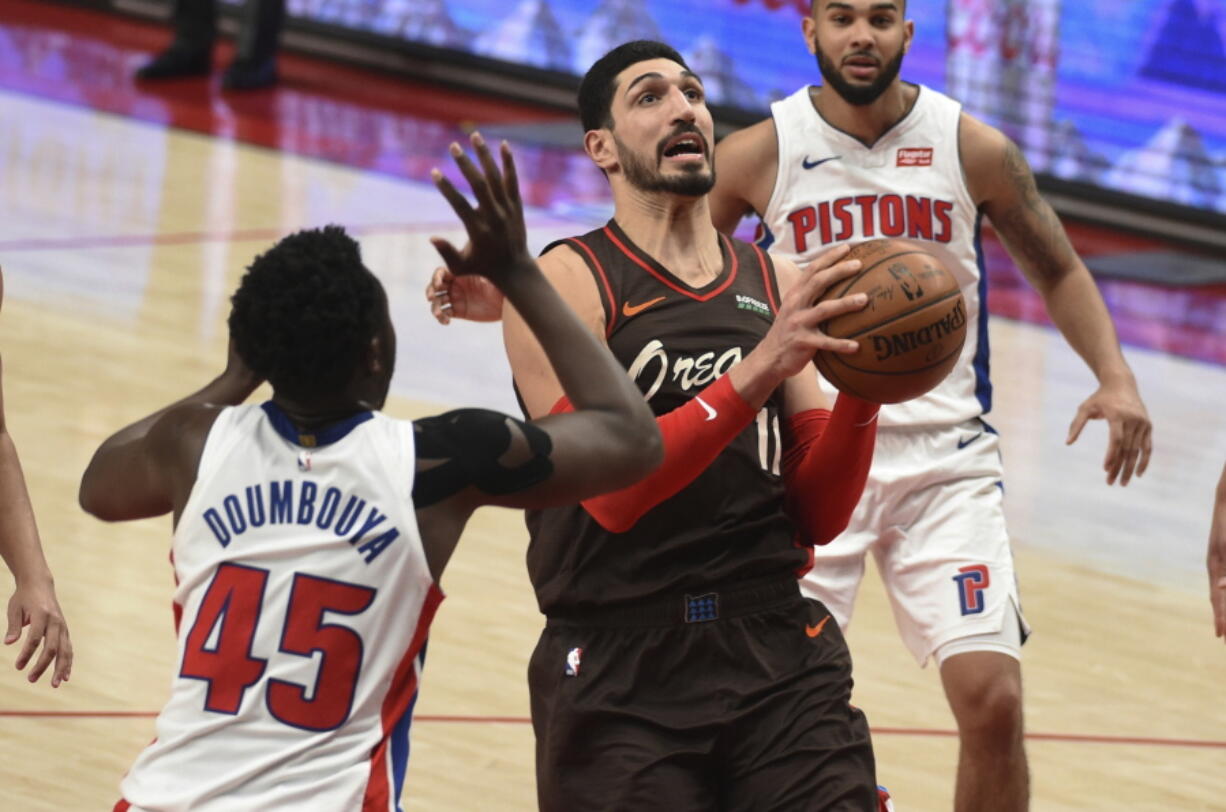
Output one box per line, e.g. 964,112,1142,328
1065,377,1152,486
5,578,71,687
430,133,532,291
425,265,504,325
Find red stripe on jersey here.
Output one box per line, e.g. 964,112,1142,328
565,237,617,338
170,551,183,633
751,243,779,315
362,585,444,811
602,227,740,303
113,801,131,811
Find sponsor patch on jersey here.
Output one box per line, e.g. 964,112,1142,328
564,646,583,676
735,293,771,318
897,147,934,167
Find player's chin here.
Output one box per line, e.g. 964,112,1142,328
661,154,710,172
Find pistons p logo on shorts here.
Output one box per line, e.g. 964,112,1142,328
952,564,990,615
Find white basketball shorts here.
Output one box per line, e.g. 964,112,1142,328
800,418,1030,666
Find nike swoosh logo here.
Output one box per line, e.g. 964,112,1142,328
957,432,984,450
802,155,842,170
622,296,666,317
696,396,718,422
806,615,831,638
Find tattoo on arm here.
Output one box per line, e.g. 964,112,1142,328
992,139,1078,280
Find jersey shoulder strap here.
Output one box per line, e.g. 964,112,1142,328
542,224,620,338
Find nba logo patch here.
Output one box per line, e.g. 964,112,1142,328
952,564,990,615
297,451,312,472
564,647,583,677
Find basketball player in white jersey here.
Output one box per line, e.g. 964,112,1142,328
707,2,1153,809
78,134,661,812
0,268,72,688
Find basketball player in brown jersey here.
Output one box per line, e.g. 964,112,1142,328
0,268,72,687
705,2,1153,810
431,41,891,810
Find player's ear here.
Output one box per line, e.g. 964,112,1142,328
801,14,818,56
903,20,914,52
585,128,617,173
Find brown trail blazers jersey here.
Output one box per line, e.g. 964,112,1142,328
524,219,810,616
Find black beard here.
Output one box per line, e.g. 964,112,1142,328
816,46,904,106
613,131,715,197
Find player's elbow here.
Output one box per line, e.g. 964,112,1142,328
639,423,664,475
609,406,664,481
78,462,130,521
78,477,110,520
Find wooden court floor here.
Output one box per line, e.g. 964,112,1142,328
0,88,1223,811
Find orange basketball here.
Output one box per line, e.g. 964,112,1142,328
813,239,966,404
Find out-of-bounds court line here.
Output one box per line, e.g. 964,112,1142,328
2,710,1224,749
0,220,577,253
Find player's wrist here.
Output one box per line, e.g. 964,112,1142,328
482,255,540,296
728,350,784,409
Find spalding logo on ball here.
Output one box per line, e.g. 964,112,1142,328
814,238,966,404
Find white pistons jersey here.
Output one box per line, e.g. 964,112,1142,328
760,84,989,428
120,403,440,812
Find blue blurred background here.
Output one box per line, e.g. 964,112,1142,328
262,0,1226,216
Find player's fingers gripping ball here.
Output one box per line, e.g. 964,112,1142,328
813,238,966,404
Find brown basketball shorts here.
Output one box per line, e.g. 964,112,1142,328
529,578,878,811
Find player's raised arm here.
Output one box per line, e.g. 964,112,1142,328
1211,460,1226,641
962,114,1152,486
0,272,72,687
427,133,661,510
79,343,264,522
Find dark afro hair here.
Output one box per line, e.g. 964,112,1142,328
578,40,689,133
229,225,381,402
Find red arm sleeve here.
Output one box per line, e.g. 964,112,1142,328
551,374,758,533
781,393,879,546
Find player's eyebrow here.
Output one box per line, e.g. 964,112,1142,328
824,1,900,9
624,70,703,97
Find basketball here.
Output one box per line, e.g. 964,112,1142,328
814,239,966,404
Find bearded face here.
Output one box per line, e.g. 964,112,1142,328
816,42,905,106
613,123,715,197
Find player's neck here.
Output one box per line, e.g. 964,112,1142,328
612,190,724,286
271,395,372,430
811,82,918,147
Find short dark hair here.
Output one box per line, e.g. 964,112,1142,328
229,225,382,402
578,40,689,132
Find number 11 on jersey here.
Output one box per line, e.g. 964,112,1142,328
756,408,781,476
